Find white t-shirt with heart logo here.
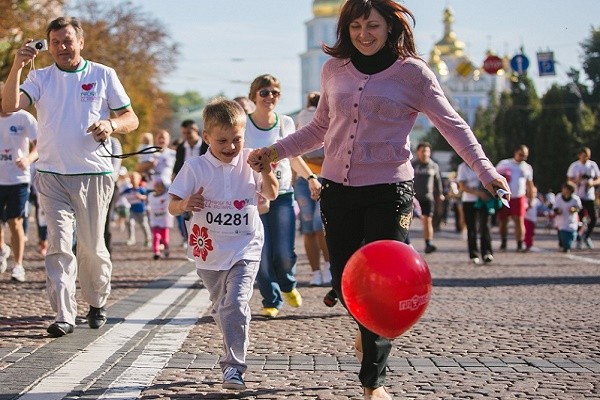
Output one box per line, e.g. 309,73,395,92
168,148,264,271
20,59,131,175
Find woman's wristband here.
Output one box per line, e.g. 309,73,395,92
268,145,279,162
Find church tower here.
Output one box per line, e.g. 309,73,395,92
299,0,343,106
428,6,508,126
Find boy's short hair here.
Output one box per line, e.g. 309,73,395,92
563,181,576,193
202,97,246,133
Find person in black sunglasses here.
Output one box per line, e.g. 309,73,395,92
244,74,321,319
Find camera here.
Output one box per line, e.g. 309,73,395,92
26,39,48,52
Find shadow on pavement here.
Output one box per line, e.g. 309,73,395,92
433,275,600,287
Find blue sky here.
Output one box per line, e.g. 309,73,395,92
125,0,599,114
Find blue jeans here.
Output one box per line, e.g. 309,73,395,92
558,229,577,250
294,177,323,234
256,192,297,309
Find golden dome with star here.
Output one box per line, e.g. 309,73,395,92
313,0,343,17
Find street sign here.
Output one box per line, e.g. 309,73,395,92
510,54,529,75
537,52,556,76
482,55,503,74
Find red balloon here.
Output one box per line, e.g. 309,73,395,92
342,240,432,339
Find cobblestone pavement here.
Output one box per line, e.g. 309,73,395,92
0,218,599,399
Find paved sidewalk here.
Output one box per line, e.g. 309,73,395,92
0,218,599,399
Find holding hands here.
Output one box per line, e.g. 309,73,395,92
247,147,276,173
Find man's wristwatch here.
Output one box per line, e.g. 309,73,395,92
307,173,318,180
109,119,118,133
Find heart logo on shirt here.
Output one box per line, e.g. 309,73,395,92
81,83,95,91
233,200,246,210
3,149,9,153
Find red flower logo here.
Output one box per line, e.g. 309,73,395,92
189,224,213,261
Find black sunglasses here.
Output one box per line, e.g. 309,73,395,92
259,89,281,98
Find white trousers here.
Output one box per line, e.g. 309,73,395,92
36,173,114,325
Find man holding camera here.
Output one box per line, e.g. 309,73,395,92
567,147,600,249
2,16,139,337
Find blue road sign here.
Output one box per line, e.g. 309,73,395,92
510,54,530,75
537,52,556,76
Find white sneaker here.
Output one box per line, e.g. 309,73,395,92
321,262,332,286
309,270,323,286
11,264,26,282
126,238,136,246
0,245,11,274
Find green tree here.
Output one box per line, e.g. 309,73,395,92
580,26,600,108
473,90,501,163
494,73,541,159
168,91,205,113
579,26,600,159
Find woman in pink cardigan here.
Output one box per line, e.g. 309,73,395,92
249,1,509,398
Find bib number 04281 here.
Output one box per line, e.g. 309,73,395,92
205,211,249,226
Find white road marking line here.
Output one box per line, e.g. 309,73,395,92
565,254,600,264
18,270,208,400
98,288,209,399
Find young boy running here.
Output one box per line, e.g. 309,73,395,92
168,98,278,391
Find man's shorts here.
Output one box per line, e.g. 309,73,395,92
497,196,527,219
415,197,435,217
0,183,30,222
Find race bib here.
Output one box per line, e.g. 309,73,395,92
186,200,258,262
272,158,292,192
0,148,14,162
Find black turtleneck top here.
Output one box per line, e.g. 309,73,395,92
350,46,398,75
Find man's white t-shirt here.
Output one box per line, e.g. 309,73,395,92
168,148,264,271
244,113,295,194
496,158,533,197
0,110,38,185
566,160,600,200
20,59,131,175
457,162,481,203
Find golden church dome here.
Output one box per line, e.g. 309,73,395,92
313,0,343,17
433,7,465,58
